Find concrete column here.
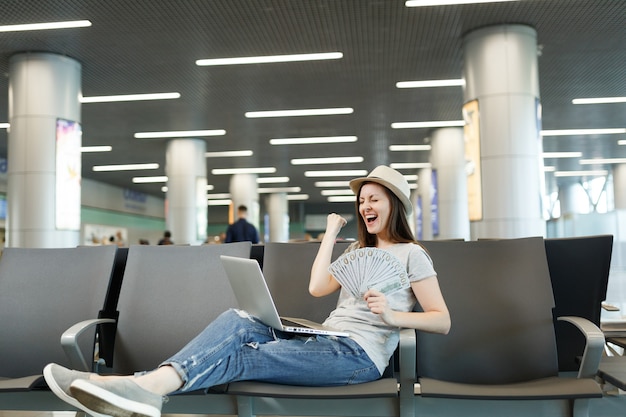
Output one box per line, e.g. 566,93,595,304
266,193,289,242
165,139,207,245
430,127,470,240
8,53,82,248
463,24,545,239
229,173,259,231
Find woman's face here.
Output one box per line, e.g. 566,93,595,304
358,183,391,238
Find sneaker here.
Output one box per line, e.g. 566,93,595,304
70,378,163,417
43,363,109,417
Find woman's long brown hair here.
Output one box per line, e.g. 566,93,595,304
355,182,417,248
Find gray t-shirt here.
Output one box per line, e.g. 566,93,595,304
323,242,436,374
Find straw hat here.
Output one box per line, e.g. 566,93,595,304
349,165,413,215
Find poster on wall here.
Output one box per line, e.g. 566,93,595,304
416,195,423,241
56,118,82,230
463,99,482,221
431,169,439,236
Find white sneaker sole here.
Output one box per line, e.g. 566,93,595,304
43,364,109,417
71,379,161,417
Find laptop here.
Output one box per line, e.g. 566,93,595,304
220,255,349,337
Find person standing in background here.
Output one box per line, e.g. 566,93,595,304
224,205,259,243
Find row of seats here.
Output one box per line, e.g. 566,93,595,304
0,235,618,417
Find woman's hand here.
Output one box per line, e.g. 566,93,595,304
325,213,347,239
363,289,395,324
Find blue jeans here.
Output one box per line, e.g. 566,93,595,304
160,308,381,393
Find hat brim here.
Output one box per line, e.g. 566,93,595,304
349,177,413,216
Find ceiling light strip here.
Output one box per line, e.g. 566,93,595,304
389,145,432,151
246,108,353,118
211,167,277,175
0,20,92,32
196,52,343,66
396,79,465,88
554,170,608,177
270,136,357,145
572,97,626,105
81,92,180,103
541,128,626,136
135,129,226,138
391,120,465,129
580,158,626,165
541,152,582,158
205,150,253,157
305,170,368,177
406,0,520,6
291,156,363,165
132,176,168,183
390,163,432,169
257,177,290,184
93,163,159,171
81,146,112,152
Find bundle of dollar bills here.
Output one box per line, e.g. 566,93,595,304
328,247,409,297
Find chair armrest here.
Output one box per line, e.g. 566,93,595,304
398,329,416,416
558,316,605,379
61,318,116,371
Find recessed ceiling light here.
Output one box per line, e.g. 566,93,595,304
405,0,520,6
291,156,363,165
541,152,582,158
0,20,91,32
396,79,465,88
572,97,626,105
270,136,357,145
81,92,180,103
619,140,626,145
211,167,277,175
245,108,353,118
93,163,159,171
391,120,465,129
205,150,253,157
389,145,432,151
0,123,9,129
196,52,343,66
305,170,368,177
81,146,112,152
132,176,168,183
541,128,626,136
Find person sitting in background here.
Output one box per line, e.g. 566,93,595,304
157,231,173,245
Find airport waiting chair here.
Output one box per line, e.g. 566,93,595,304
413,237,604,417
0,245,119,411
64,242,252,415
226,241,407,417
544,235,613,372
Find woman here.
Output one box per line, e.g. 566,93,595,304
44,165,450,417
